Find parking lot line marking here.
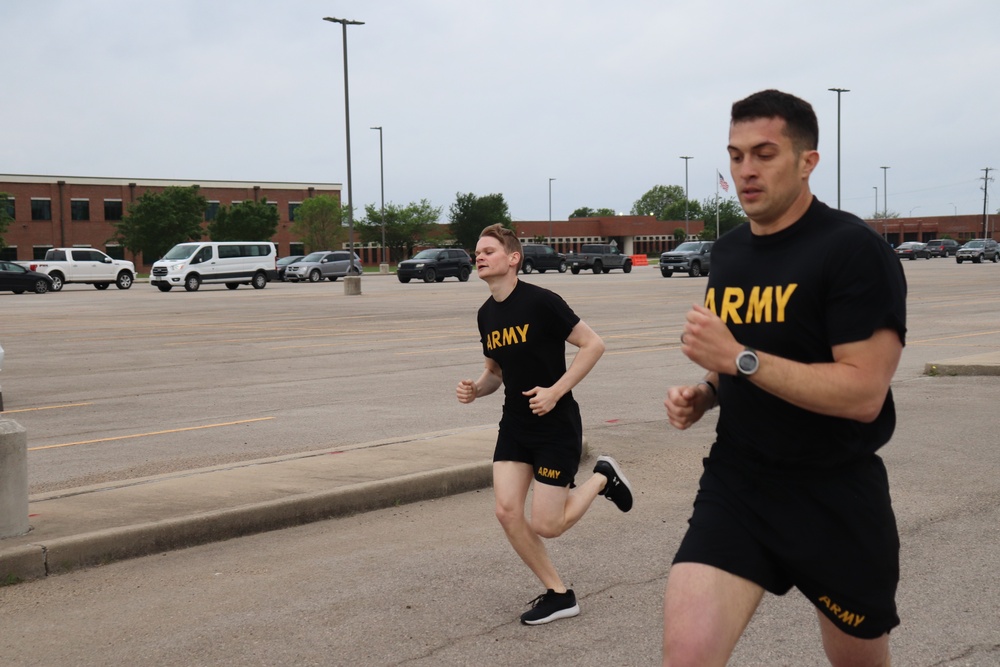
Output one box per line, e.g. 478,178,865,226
1,402,92,414
909,329,1000,345
27,417,275,451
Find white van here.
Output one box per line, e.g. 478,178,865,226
150,241,277,292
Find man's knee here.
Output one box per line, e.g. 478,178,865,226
530,514,567,539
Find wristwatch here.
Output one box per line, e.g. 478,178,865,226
735,347,759,377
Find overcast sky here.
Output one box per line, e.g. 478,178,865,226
5,1,999,224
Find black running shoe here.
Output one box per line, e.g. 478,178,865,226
594,455,633,512
519,589,580,625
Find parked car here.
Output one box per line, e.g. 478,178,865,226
659,241,714,277
894,242,931,260
276,255,305,281
955,239,1000,264
397,248,473,283
520,244,567,274
0,260,54,294
284,251,363,282
924,239,959,257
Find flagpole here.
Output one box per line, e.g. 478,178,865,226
715,171,720,240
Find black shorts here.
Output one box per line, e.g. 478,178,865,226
673,453,900,639
493,410,583,487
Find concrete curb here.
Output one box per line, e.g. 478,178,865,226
924,352,1000,377
2,461,492,583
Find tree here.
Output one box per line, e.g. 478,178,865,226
289,195,348,253
631,184,702,221
570,206,616,218
449,192,511,251
673,227,687,243
0,192,13,250
872,211,901,219
357,199,442,260
698,197,748,239
208,199,279,241
111,186,207,263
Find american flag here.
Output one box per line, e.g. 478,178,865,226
718,172,730,193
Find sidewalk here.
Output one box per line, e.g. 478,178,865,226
2,350,997,585
0,426,500,583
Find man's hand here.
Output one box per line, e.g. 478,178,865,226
680,304,743,376
664,383,714,430
523,385,559,416
456,379,477,404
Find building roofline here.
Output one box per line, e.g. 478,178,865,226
0,174,341,190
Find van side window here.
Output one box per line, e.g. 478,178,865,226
219,245,239,259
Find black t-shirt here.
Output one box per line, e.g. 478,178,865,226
706,197,907,469
478,280,581,430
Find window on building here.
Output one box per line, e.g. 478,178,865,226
2,197,14,219
104,199,124,221
32,245,52,260
105,245,125,260
289,202,301,221
205,201,220,221
31,198,52,221
289,242,305,255
0,246,16,261
71,199,91,221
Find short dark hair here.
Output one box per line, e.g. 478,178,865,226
731,89,818,152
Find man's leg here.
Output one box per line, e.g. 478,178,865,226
817,612,891,667
493,461,566,591
662,562,764,667
529,469,606,539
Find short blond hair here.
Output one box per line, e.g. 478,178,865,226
479,224,522,272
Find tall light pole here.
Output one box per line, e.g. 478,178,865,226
880,166,890,217
680,156,692,239
828,88,849,209
370,126,386,266
324,16,364,294
548,178,556,241
873,186,878,217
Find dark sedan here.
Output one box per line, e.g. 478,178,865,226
276,255,305,281
0,261,54,293
894,242,930,260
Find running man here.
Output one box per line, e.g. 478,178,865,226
662,90,907,666
457,223,633,625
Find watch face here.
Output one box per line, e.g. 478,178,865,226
737,350,758,375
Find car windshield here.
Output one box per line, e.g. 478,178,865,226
411,249,441,260
964,241,984,248
899,243,920,248
162,244,200,260
300,252,326,262
277,256,302,266
673,242,702,252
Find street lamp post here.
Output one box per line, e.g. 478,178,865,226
370,126,386,268
828,88,849,209
548,178,555,242
881,166,890,217
324,16,364,295
680,156,692,239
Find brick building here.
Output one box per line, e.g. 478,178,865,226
0,175,342,267
3,175,992,266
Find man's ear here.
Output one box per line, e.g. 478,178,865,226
800,149,820,179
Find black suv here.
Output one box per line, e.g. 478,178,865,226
397,248,473,283
955,239,1000,264
924,239,959,257
520,244,567,274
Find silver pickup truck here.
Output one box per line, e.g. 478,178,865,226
568,244,633,274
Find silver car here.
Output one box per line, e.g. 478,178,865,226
284,251,363,282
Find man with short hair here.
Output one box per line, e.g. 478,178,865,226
662,90,907,666
457,223,633,625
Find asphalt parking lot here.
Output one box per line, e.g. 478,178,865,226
1,259,999,665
